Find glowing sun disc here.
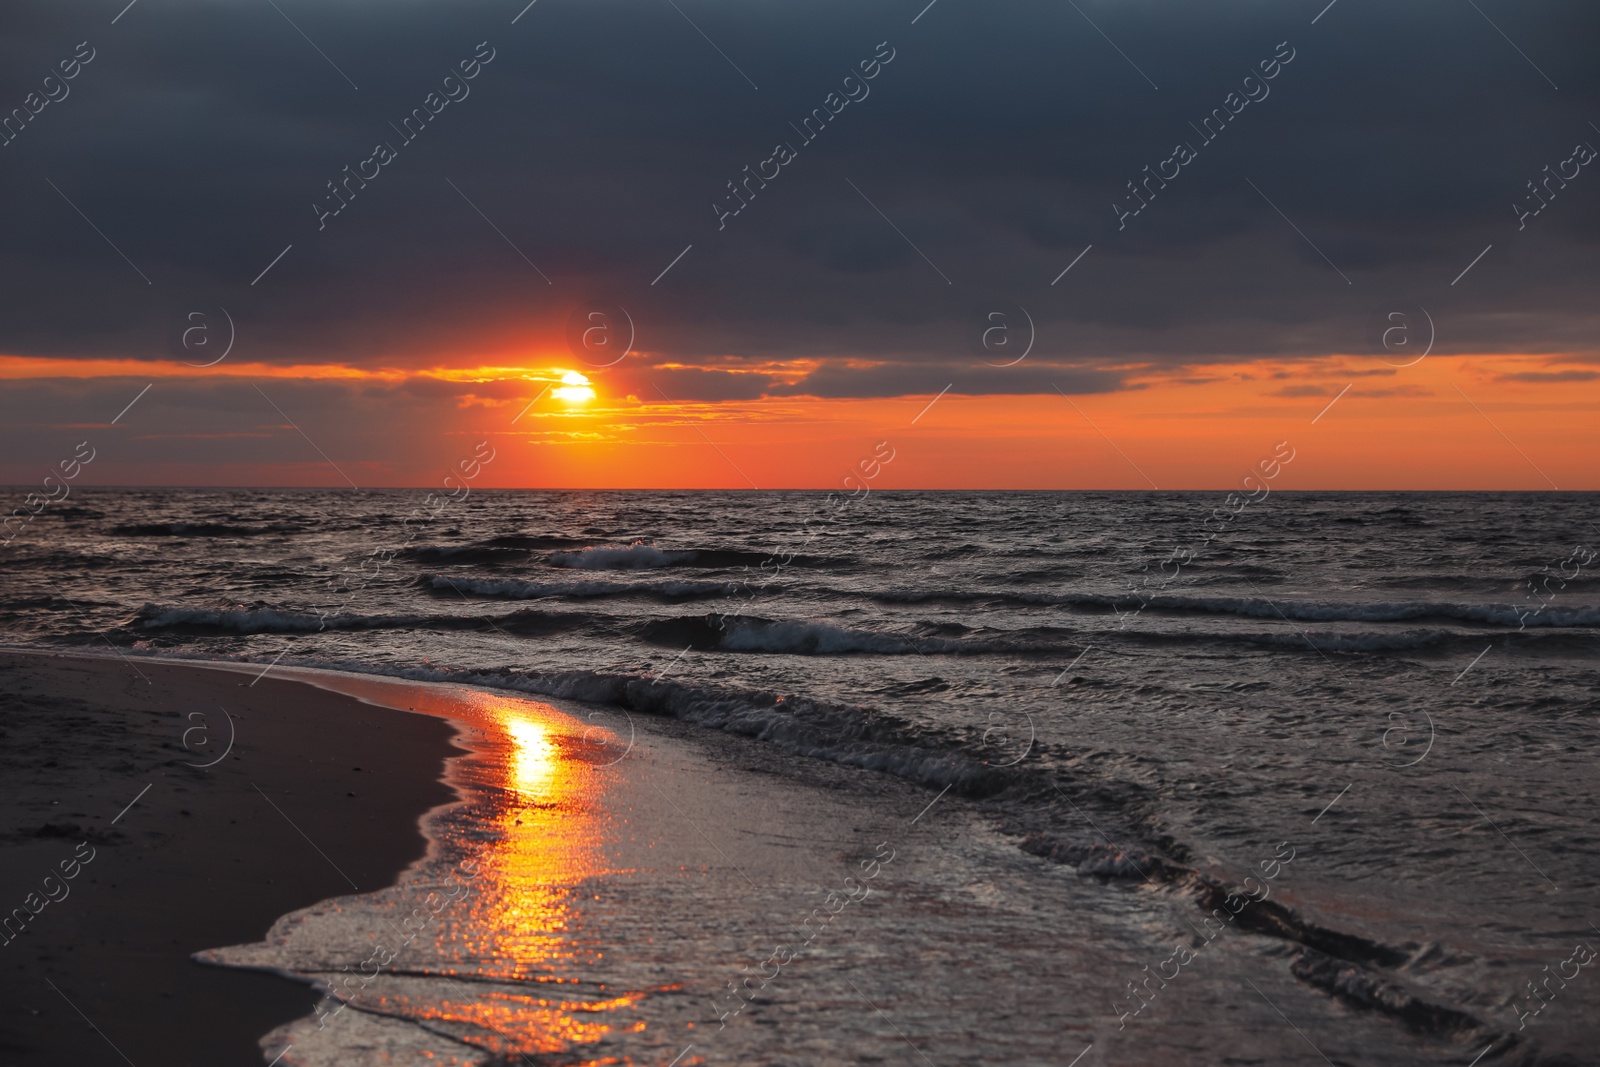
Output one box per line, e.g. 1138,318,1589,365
551,369,595,403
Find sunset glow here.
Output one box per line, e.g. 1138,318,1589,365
5,350,1591,489
0,2,1592,494
550,370,596,405
5,4,1598,1064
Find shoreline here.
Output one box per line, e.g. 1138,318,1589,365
0,644,1546,1064
0,651,460,1067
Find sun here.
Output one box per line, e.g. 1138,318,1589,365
551,369,596,404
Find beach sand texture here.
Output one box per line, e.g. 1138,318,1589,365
0,652,455,1066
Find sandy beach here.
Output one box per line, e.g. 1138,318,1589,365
0,652,998,1066
0,652,457,1066
1,651,1126,1066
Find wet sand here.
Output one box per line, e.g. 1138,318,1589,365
0,651,458,1067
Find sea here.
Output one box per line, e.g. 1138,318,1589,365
3,488,1598,1066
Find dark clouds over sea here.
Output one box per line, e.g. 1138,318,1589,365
0,0,1595,399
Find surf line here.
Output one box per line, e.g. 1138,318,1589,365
713,39,897,231
1110,841,1297,1029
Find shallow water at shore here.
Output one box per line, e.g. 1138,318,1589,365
180,667,1462,1067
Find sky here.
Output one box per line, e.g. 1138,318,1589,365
0,0,1596,489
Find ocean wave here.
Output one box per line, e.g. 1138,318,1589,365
422,574,738,601
111,521,297,537
720,617,943,655
548,543,697,569
1140,593,1600,628
128,601,1052,653
130,603,596,637
0,596,81,612
0,549,117,570
548,542,837,570
871,588,1600,628
134,605,423,634
116,600,1586,660
870,587,1071,608
637,614,1054,656
483,533,595,549
400,545,533,565
1107,624,1600,657
1213,629,1460,653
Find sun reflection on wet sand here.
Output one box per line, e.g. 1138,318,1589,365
222,670,650,1063
503,714,559,797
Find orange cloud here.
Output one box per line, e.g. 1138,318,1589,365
2,352,1595,489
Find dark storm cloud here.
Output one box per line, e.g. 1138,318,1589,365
0,374,507,485
0,0,1596,391
601,358,1130,402
768,361,1130,400
610,365,775,403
